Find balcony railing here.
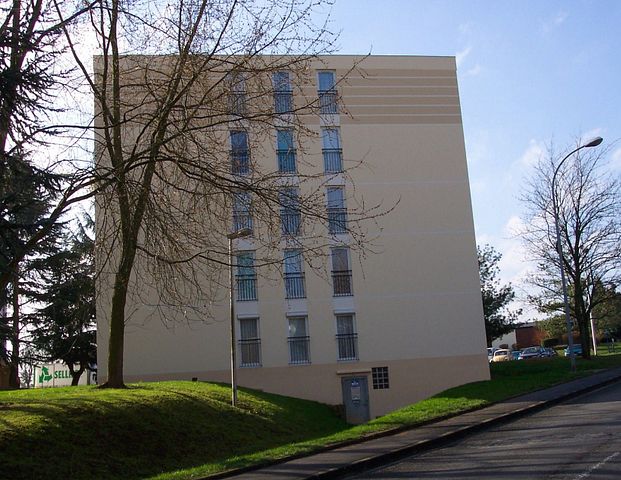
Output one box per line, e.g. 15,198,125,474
280,211,301,236
327,208,347,234
318,89,338,114
323,148,343,173
229,92,246,116
274,91,293,114
288,336,310,364
236,274,257,301
233,213,253,232
336,333,358,361
332,270,353,296
239,338,261,367
231,150,250,175
284,272,306,299
277,149,297,173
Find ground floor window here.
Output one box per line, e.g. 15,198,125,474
239,317,261,367
372,366,389,389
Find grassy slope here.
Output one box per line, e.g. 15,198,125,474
2,353,620,480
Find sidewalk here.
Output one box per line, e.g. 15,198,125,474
215,366,621,480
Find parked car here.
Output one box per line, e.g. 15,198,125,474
487,347,498,363
541,347,558,357
510,350,521,360
518,346,545,360
491,349,511,362
564,344,583,357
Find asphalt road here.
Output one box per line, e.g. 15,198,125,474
347,380,621,479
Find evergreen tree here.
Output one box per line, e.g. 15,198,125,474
478,244,522,346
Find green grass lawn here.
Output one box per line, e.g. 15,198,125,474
2,353,620,480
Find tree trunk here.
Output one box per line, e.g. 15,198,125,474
68,362,85,386
573,282,591,359
8,267,20,388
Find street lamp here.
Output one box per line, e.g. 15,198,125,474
227,227,252,406
551,136,603,372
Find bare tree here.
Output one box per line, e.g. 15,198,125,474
520,140,621,358
55,0,385,387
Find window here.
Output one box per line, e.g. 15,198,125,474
280,187,301,236
322,128,342,173
236,251,257,301
276,129,296,173
284,249,305,299
239,317,261,367
273,71,293,114
327,187,347,234
336,314,357,360
228,73,246,116
372,367,389,389
317,71,337,114
331,248,352,296
233,191,252,232
230,131,249,175
287,316,310,364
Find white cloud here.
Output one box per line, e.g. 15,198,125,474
540,11,569,34
465,64,481,76
553,11,568,25
455,46,472,68
518,139,545,168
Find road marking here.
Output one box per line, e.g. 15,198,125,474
574,452,620,479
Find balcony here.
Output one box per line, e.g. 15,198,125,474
328,208,347,234
336,333,358,361
332,270,352,296
277,149,297,173
284,272,306,299
229,92,246,116
231,150,250,175
239,338,261,367
236,274,257,301
280,211,301,236
233,213,252,233
323,148,343,173
274,91,293,114
288,336,310,364
318,89,338,114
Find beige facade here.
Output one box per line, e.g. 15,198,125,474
96,55,489,421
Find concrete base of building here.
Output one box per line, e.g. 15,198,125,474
106,354,490,419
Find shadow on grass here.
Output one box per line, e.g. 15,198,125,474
0,383,348,480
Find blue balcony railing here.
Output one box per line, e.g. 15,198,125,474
318,89,338,114
332,270,352,296
284,272,306,299
236,274,257,301
277,150,297,173
323,148,343,173
288,336,310,364
336,333,358,360
231,151,250,175
281,211,301,236
239,338,261,366
328,208,347,234
274,91,293,114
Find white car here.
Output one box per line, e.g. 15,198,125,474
491,349,511,362
487,347,498,363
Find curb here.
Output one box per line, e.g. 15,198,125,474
306,371,621,479
205,368,621,480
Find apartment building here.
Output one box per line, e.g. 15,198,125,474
96,55,489,422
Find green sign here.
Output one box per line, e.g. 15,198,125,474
38,365,73,384
38,366,52,384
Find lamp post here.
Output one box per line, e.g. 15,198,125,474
551,137,603,372
227,227,252,406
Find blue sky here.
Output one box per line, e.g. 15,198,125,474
328,0,621,316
